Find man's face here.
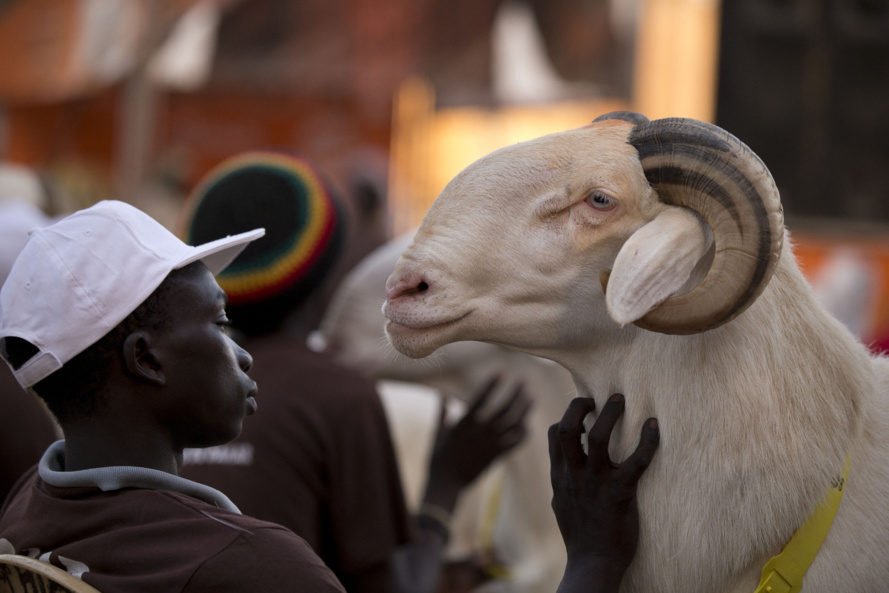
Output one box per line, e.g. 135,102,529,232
152,263,258,450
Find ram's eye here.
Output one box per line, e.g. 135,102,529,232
585,191,617,211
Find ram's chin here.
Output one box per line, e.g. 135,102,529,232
384,320,456,358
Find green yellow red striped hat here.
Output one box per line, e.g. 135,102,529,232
180,151,346,333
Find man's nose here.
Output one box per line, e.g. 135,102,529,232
234,341,253,373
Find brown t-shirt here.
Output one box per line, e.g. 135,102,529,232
0,444,345,593
0,365,58,504
181,335,411,585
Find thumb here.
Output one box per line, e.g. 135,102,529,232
433,397,450,447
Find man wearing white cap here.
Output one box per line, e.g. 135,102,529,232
0,200,345,592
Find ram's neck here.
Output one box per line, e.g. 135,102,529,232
560,248,865,455
552,253,870,592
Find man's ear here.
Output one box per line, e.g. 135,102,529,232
123,332,165,385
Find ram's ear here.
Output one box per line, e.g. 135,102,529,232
602,208,711,327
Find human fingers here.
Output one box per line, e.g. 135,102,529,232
473,390,530,462
586,394,625,466
619,418,660,484
432,397,450,448
466,374,501,416
495,419,528,453
487,381,525,420
558,397,597,469
548,422,565,488
488,384,532,434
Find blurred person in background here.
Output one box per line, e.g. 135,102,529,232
0,165,60,503
177,152,530,593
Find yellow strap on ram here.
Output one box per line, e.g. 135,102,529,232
479,467,512,580
753,458,850,593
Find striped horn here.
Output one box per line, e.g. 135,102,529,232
592,111,651,126
627,117,784,334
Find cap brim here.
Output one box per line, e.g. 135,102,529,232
176,228,266,275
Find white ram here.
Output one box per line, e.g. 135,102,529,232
316,230,577,593
381,112,889,592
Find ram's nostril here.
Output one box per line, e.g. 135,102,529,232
386,274,432,300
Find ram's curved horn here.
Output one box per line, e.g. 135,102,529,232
626,117,784,334
592,111,650,126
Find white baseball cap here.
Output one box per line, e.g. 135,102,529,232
0,200,265,388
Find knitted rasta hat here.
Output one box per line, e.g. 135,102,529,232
180,152,346,334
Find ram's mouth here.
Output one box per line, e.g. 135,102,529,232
384,310,472,358
384,311,470,332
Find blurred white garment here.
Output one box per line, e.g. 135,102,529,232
0,200,51,285
0,164,45,210
148,0,220,90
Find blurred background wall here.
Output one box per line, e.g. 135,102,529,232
0,0,888,343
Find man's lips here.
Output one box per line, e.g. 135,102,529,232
245,384,258,415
